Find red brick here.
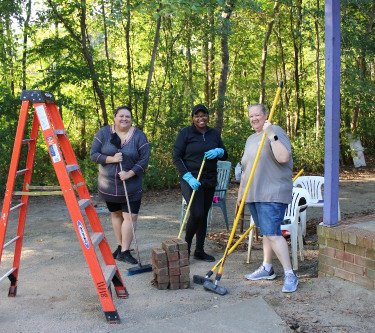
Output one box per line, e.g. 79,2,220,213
334,267,354,282
169,282,180,290
334,249,344,261
348,233,357,245
321,246,335,257
341,230,350,243
179,250,189,259
343,261,365,275
354,255,375,270
169,275,179,283
153,267,168,276
319,254,343,269
152,257,168,268
357,236,373,249
366,249,375,260
179,274,190,282
179,258,189,267
162,240,178,253
318,262,335,276
366,268,375,280
173,238,189,251
327,239,345,250
169,267,180,276
156,274,170,284
343,252,354,263
180,266,190,275
152,247,167,260
157,282,169,290
167,251,179,261
353,274,374,289
168,260,180,269
345,243,366,256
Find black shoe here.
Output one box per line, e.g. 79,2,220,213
194,251,215,262
117,250,138,264
112,245,121,259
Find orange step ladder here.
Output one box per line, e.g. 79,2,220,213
0,90,128,323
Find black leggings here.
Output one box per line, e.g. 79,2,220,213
181,181,215,252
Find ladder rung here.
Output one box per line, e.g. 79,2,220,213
54,129,66,135
0,268,16,283
91,232,104,247
103,265,116,287
28,185,61,190
66,164,79,173
10,203,24,211
3,236,20,249
16,168,29,176
78,199,91,210
13,191,63,196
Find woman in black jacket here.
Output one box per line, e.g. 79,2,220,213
173,104,228,262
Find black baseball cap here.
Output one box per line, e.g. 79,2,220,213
191,104,209,117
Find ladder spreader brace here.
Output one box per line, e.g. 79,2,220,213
0,90,128,323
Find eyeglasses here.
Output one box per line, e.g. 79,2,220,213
193,114,208,119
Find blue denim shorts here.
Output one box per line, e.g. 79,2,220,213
247,202,287,236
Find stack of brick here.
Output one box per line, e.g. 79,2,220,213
151,238,190,290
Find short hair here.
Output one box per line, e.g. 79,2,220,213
114,105,132,117
247,104,267,115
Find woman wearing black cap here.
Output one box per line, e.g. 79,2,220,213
173,104,228,262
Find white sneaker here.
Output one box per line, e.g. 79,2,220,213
245,265,277,281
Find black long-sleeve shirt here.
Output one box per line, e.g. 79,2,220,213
173,125,228,188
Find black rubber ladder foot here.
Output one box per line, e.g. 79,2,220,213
8,286,17,297
104,311,121,324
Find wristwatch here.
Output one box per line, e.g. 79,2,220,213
269,135,278,142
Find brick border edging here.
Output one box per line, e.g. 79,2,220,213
317,215,375,289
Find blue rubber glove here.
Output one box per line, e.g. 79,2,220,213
182,172,201,190
204,148,224,160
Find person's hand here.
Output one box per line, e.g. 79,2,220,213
182,172,201,190
113,152,123,163
263,120,275,139
118,170,133,181
204,148,224,160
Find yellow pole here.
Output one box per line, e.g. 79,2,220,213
293,168,304,182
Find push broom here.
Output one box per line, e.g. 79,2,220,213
202,81,284,295
119,163,153,276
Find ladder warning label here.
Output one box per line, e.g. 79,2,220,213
49,143,61,163
77,221,90,249
35,105,50,130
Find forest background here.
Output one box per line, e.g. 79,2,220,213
0,0,374,194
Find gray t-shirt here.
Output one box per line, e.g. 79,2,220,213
239,125,293,204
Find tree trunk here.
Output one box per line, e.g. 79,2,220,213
125,0,133,108
216,0,235,133
22,0,32,90
314,0,322,140
47,0,108,125
259,1,280,104
140,9,161,130
289,0,302,136
101,0,115,111
209,7,216,107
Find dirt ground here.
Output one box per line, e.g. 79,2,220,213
0,168,374,333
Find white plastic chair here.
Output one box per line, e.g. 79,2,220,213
293,176,341,225
246,187,309,270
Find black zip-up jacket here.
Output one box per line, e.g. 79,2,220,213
173,125,228,188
